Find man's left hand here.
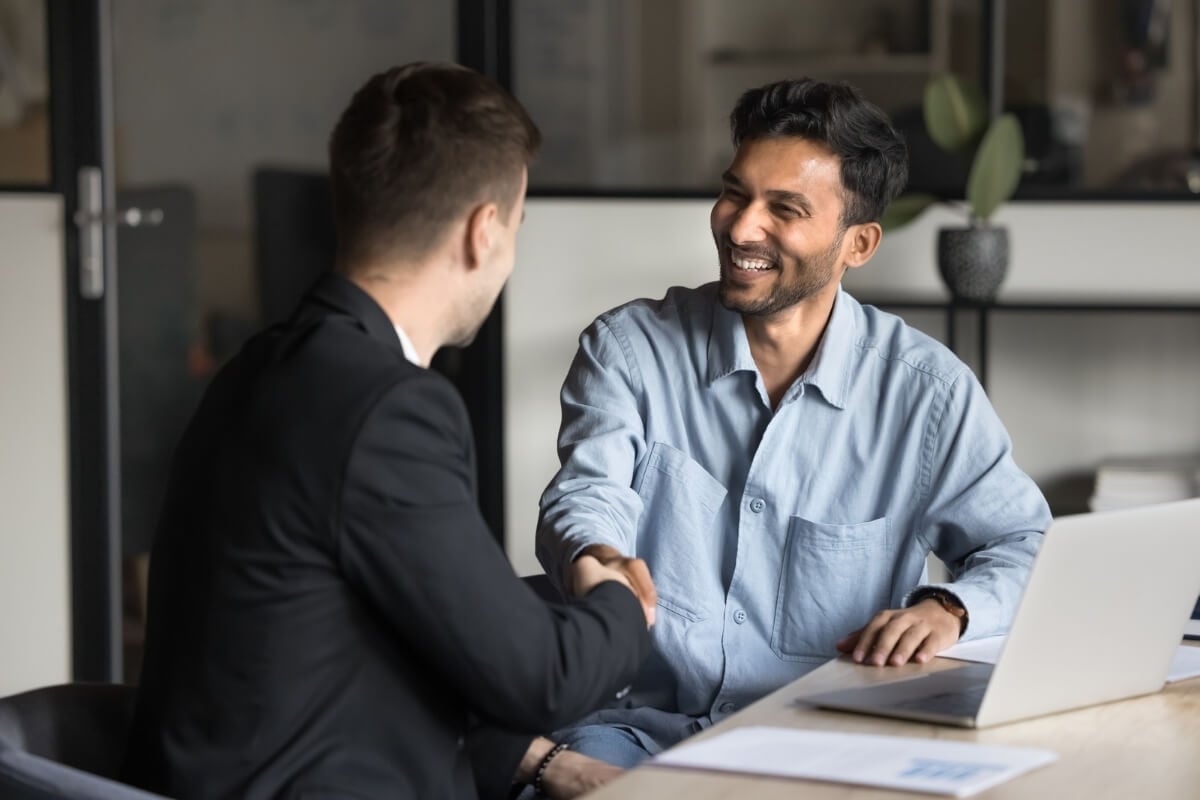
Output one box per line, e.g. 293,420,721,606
541,750,624,799
835,598,962,666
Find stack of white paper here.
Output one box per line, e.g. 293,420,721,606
1089,455,1200,512
653,726,1056,797
941,635,1200,683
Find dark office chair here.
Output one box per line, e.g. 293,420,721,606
0,683,167,799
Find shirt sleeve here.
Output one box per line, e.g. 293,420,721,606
906,368,1052,639
336,371,650,733
536,318,649,591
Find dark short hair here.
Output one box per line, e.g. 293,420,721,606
329,62,541,267
729,78,907,226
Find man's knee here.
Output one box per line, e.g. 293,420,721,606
556,723,655,769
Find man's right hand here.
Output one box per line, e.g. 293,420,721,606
571,545,657,627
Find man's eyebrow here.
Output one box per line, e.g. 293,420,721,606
721,171,815,212
721,171,817,214
765,190,814,213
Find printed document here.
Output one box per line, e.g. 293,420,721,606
653,726,1056,797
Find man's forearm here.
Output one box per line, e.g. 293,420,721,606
514,736,556,785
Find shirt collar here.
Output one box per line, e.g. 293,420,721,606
393,324,423,366
802,288,854,409
705,285,856,410
705,292,758,384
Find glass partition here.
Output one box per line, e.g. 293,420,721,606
0,0,49,185
512,0,1200,199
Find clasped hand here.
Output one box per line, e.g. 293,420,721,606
570,544,657,628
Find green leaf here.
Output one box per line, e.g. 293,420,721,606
966,114,1025,222
880,193,938,231
924,75,987,152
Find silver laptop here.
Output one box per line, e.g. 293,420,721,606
801,498,1200,728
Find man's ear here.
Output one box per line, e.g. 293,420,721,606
463,202,499,271
843,221,883,271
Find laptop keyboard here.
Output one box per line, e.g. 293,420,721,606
890,683,988,717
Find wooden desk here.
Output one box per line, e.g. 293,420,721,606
585,644,1200,799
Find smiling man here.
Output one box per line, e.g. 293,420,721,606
533,78,1052,769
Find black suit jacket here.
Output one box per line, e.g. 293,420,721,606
123,274,650,800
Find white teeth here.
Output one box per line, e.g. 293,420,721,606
732,255,774,271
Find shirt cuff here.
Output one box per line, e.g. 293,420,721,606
542,532,629,597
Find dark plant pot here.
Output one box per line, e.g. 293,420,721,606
937,226,1009,304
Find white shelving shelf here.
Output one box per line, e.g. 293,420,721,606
681,0,951,181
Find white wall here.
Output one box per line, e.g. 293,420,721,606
505,200,714,576
0,194,71,694
505,198,1200,574
846,202,1200,506
842,202,1200,300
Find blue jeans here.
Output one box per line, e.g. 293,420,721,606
554,722,657,768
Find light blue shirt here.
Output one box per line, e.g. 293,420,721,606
537,283,1050,722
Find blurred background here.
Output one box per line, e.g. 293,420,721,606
1,0,1198,692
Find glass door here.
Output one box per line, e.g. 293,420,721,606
107,0,457,680
0,0,122,691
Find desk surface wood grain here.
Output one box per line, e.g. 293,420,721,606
583,643,1200,799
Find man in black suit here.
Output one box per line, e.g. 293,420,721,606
123,62,657,800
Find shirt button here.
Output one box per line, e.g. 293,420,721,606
733,609,747,624
749,498,765,513
718,701,737,714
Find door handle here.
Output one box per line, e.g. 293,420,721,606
74,166,164,300
73,207,164,227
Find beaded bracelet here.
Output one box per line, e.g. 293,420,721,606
533,741,570,797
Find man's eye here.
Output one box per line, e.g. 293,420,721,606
773,204,801,217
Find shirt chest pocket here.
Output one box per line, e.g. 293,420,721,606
634,442,728,622
771,515,892,660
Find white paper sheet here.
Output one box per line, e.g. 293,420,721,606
1166,646,1200,682
653,726,1057,797
939,636,1200,683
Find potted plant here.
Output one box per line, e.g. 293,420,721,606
882,75,1026,304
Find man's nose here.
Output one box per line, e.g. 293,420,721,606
727,202,768,245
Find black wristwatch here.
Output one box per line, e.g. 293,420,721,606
914,588,969,635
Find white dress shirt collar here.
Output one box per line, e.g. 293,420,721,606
394,324,423,367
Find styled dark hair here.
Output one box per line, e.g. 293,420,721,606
729,78,907,226
329,62,541,267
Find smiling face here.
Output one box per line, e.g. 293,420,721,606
711,136,854,318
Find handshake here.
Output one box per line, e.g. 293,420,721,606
570,544,658,628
